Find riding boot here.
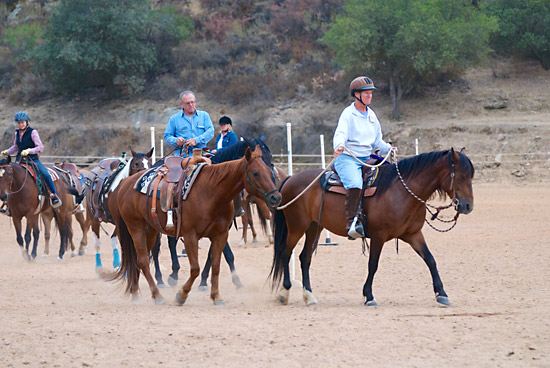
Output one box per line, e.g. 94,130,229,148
233,193,245,217
345,188,364,240
50,193,62,209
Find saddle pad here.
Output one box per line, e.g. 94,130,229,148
135,167,157,194
181,162,207,200
320,168,379,197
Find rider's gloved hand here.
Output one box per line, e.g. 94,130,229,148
1,150,9,157
21,148,31,157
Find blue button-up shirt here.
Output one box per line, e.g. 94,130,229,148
164,109,214,156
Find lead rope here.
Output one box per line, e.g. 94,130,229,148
276,146,396,210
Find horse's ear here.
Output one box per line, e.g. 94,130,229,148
460,147,467,154
147,147,154,158
450,147,460,163
130,147,137,157
244,146,252,160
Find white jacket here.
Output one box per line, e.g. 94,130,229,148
333,103,391,157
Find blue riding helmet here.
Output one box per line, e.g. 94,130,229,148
14,111,29,123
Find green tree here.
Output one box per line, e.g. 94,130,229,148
321,0,497,119
35,0,157,97
484,0,550,70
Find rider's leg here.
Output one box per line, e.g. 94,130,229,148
334,154,366,239
34,160,62,208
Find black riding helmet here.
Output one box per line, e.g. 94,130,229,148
219,116,232,126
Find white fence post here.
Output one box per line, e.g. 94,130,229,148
150,127,156,163
285,123,297,282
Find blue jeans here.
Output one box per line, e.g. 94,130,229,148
333,154,368,190
33,160,58,195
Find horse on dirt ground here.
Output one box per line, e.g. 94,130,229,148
40,161,89,257
81,148,153,271
271,148,474,307
0,156,79,260
112,139,281,305
151,138,276,291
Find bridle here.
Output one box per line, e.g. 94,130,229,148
0,163,28,198
394,152,460,232
243,159,278,205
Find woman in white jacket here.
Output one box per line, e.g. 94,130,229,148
333,76,394,239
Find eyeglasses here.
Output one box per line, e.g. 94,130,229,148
182,100,196,105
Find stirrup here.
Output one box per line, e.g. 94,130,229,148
347,216,364,240
50,194,62,209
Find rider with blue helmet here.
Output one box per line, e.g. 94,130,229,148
2,111,62,208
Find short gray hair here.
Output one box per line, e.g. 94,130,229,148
179,90,195,100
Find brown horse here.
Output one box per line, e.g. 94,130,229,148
0,156,79,260
41,161,90,257
83,148,153,270
113,142,281,305
271,148,474,307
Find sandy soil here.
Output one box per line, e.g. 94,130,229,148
0,182,548,367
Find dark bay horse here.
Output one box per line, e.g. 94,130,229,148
0,156,79,260
271,148,474,307
113,142,281,305
82,148,153,271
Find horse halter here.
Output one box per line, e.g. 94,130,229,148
394,153,460,232
0,163,27,198
243,160,278,204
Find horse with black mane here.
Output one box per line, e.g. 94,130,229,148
112,138,281,305
0,156,80,260
271,148,474,307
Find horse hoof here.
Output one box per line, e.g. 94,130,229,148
198,285,208,292
303,290,318,306
251,239,258,244
155,298,165,305
78,250,85,256
56,256,63,261
278,288,290,305
71,252,77,258
231,272,243,289
157,282,166,289
95,266,103,274
41,254,48,258
167,276,178,287
175,292,186,305
364,299,378,307
214,300,226,306
436,295,451,306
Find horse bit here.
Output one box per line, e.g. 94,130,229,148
243,160,278,204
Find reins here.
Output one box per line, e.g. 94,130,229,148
0,162,29,197
394,152,460,232
276,146,395,210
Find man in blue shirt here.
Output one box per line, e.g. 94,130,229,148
164,90,214,157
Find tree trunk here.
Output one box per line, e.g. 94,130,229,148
389,72,401,120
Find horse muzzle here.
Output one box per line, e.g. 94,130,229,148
0,193,8,201
266,192,282,209
456,197,473,214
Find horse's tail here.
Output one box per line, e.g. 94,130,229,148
269,176,291,290
270,207,288,290
255,201,268,235
104,216,140,296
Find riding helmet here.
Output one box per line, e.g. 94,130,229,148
219,116,232,126
14,111,29,123
350,76,376,97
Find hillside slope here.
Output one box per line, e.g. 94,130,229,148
1,58,549,182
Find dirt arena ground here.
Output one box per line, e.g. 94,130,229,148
0,182,548,367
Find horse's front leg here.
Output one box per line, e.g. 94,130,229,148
404,232,450,306
198,249,211,291
74,211,88,255
41,212,52,257
176,234,200,305
30,217,40,260
208,234,229,305
151,234,165,288
278,230,303,305
167,236,180,287
12,217,29,260
222,243,242,289
363,238,384,307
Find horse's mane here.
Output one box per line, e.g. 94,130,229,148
375,150,475,196
211,137,272,166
